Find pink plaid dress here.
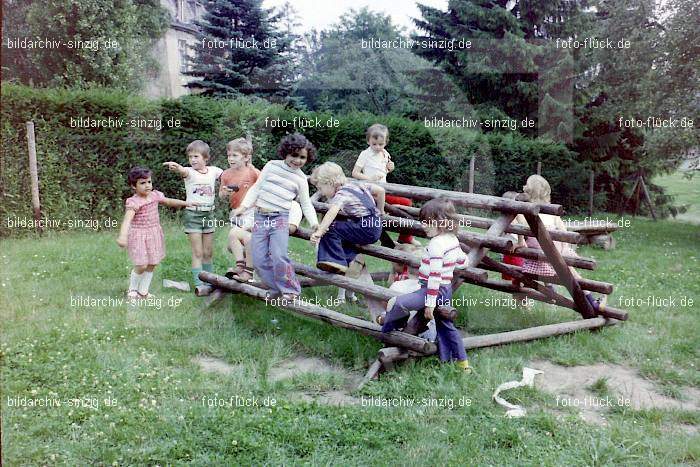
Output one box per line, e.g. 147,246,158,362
126,190,166,265
522,236,556,277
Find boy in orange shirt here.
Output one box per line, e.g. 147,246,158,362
219,138,260,281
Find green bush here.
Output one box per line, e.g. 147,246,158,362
1,84,588,237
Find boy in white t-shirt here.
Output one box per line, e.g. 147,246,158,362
163,140,223,295
352,123,419,246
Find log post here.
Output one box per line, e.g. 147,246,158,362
26,122,42,234
639,176,657,221
524,214,596,318
469,156,475,193
589,170,594,217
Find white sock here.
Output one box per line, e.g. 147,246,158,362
337,288,346,300
129,270,142,291
137,271,154,296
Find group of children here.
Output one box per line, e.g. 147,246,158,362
116,123,598,373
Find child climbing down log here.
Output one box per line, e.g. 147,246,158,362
378,198,471,372
310,162,385,274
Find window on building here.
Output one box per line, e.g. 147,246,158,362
178,40,190,73
177,0,185,22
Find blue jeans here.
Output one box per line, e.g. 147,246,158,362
382,284,468,362
251,212,300,295
317,215,382,267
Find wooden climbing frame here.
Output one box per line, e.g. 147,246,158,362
199,179,629,383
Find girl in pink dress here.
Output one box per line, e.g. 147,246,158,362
116,167,196,299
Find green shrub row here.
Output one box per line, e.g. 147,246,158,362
1,84,587,236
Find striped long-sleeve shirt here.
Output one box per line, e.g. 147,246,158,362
240,160,319,227
417,233,467,307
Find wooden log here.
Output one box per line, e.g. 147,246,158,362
466,213,515,268
312,201,514,251
462,317,616,349
293,227,488,282
479,257,613,294
378,317,617,360
525,214,596,318
589,234,616,250
358,359,383,388
26,121,42,234
198,288,226,312
366,180,564,216
310,202,595,270
397,205,585,244
199,272,436,354
458,274,627,321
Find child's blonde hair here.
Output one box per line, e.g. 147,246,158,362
366,123,389,142
311,162,347,188
186,140,211,160
523,175,551,203
227,137,253,156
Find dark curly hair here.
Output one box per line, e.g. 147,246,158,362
127,166,152,187
277,133,316,163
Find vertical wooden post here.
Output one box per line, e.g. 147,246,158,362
26,121,42,234
588,170,594,217
468,156,475,193
524,214,595,318
639,176,657,221
536,161,542,175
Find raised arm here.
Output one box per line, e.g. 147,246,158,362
160,197,196,209
162,161,189,178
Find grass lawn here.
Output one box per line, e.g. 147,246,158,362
1,215,699,464
655,171,700,224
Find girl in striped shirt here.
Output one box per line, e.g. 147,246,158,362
379,198,471,372
233,134,320,301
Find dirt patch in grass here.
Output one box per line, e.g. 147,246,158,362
270,356,363,406
193,356,243,376
530,359,700,429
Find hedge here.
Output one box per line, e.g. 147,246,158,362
0,84,588,236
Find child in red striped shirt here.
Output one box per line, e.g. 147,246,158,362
379,198,471,372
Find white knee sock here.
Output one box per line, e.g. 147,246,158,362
138,271,154,295
337,288,346,300
129,270,143,291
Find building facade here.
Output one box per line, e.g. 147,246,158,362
144,0,204,99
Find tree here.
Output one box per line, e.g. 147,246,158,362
295,8,431,115
186,0,292,100
1,0,169,90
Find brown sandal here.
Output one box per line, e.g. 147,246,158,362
225,261,246,279
232,267,254,283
